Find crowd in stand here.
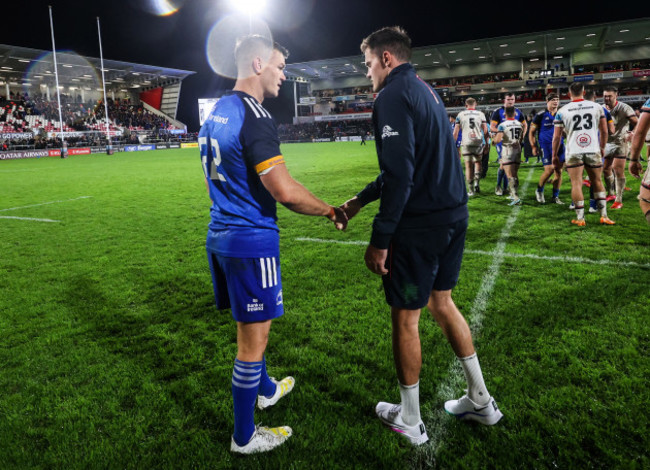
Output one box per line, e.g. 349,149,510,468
278,119,373,142
0,92,185,151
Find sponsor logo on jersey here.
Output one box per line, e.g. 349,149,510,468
210,115,229,125
382,125,399,139
576,133,592,148
247,298,265,312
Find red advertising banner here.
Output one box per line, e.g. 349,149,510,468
48,148,91,157
633,70,650,77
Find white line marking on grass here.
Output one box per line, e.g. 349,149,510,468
296,237,366,246
465,249,650,269
0,216,60,223
0,196,92,212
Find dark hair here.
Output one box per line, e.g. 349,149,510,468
603,85,618,94
546,93,558,101
234,35,289,67
505,107,515,118
504,92,515,98
465,97,477,106
584,88,595,100
360,26,412,62
569,81,584,96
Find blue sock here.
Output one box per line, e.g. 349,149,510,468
497,169,505,188
590,199,597,209
503,173,509,190
537,185,544,193
258,356,277,398
553,189,560,198
232,358,262,446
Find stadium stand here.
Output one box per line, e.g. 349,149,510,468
0,44,196,155
279,18,650,142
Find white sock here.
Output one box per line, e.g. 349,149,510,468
398,381,421,426
574,200,585,220
615,176,626,203
595,191,607,217
458,354,490,406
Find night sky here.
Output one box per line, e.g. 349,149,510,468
1,0,642,130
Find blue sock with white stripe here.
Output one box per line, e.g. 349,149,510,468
552,188,560,198
497,169,505,188
259,355,277,398
232,358,262,446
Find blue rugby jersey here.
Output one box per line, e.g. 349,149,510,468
199,91,285,258
533,110,563,147
491,106,525,127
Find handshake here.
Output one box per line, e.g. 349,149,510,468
326,196,363,231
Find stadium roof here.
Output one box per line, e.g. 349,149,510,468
285,18,650,81
0,44,195,91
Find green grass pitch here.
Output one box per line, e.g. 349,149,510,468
0,143,648,469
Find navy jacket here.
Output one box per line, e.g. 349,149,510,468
357,63,468,249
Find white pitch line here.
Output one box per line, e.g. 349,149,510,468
0,216,60,223
465,249,650,269
0,196,92,213
296,237,366,246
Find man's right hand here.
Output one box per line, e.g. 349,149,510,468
327,206,348,230
340,197,363,222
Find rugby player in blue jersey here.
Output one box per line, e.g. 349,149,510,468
199,35,347,454
490,93,527,195
530,93,565,204
341,26,502,446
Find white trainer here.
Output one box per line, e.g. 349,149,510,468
444,395,503,426
568,202,575,210
552,197,564,205
257,376,295,410
375,402,429,445
535,191,545,204
231,425,292,454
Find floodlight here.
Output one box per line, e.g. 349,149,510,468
230,0,266,15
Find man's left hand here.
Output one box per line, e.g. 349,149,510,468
364,245,388,275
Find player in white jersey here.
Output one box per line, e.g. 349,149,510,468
553,81,615,226
454,97,488,196
493,106,523,205
602,86,637,209
628,97,650,224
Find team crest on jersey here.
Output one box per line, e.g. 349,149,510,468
276,290,283,306
382,125,399,139
576,133,592,148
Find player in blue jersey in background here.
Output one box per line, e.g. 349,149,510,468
491,93,527,195
199,35,347,454
530,93,565,204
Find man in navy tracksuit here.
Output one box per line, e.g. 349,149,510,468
341,26,502,446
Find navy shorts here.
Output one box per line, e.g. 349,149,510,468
207,250,284,323
382,217,468,309
541,143,565,166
